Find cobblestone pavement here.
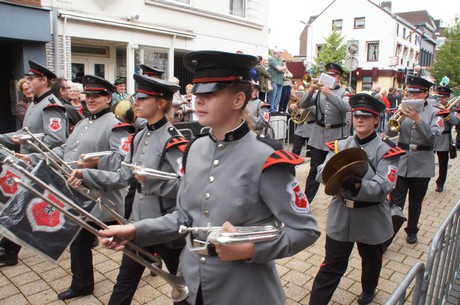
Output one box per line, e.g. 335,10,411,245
1,145,460,305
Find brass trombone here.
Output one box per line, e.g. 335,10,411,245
6,160,189,302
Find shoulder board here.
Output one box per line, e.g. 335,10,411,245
44,103,65,110
256,134,283,150
167,126,180,137
325,141,336,151
382,137,397,148
436,109,450,116
383,146,406,159
262,149,304,171
182,133,208,174
48,97,57,104
113,122,135,133
165,136,189,152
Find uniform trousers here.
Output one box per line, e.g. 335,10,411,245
390,176,430,235
309,235,385,305
69,222,103,293
292,134,309,157
108,244,183,305
436,151,449,188
305,147,328,203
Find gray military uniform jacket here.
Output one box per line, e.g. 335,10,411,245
317,133,404,244
300,87,350,150
386,102,444,177
435,108,460,152
294,110,315,138
0,90,68,153
246,98,270,132
34,109,133,221
133,122,320,305
82,117,185,222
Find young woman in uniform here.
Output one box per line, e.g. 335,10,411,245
69,74,187,305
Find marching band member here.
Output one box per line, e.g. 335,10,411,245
0,60,68,267
70,74,186,305
386,76,444,244
299,62,350,203
21,74,134,300
289,85,315,157
434,86,459,192
310,94,404,305
246,82,271,135
94,50,320,305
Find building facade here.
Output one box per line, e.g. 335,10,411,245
300,0,437,92
0,0,269,132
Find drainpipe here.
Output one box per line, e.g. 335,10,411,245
63,16,68,79
168,35,176,80
52,0,60,76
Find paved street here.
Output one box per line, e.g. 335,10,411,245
1,144,460,305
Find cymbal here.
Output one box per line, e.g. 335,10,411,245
322,147,368,184
324,160,368,195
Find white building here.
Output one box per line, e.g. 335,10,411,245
301,0,436,91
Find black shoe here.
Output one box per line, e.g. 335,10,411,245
435,186,444,192
357,291,375,305
57,289,92,300
0,248,18,266
407,234,418,244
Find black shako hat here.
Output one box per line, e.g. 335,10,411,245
82,75,117,95
407,76,434,93
349,93,386,116
325,62,346,76
25,60,57,80
183,50,258,94
140,65,165,78
437,86,453,96
132,74,179,100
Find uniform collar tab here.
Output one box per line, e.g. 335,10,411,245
355,131,377,145
89,107,111,120
147,116,168,131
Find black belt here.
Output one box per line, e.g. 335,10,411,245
398,142,434,151
307,120,315,124
442,130,451,134
342,199,381,209
317,122,347,129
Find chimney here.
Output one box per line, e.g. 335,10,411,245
380,1,392,12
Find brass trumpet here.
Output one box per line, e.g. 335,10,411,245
387,110,405,132
121,161,179,180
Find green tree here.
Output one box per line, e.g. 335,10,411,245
312,30,347,76
431,17,460,89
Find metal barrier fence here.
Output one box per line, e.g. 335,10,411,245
177,128,194,140
386,199,460,305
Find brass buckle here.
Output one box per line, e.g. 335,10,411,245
409,144,417,151
343,199,354,208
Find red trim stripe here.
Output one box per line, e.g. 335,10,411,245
193,76,242,83
136,89,163,96
29,69,44,76
352,107,380,115
85,86,108,91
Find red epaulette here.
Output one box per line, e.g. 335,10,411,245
436,109,450,116
262,149,304,171
126,133,136,145
383,146,406,159
165,136,188,153
325,141,336,151
113,122,135,132
44,103,65,110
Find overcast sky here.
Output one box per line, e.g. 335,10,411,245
268,0,459,55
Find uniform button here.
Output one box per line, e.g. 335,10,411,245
142,151,145,154
80,133,83,136
76,141,79,144
200,257,206,264
85,126,88,130
139,195,143,200
260,134,265,138
213,160,220,166
204,193,210,199
89,121,93,124
203,210,209,217
74,149,77,152
218,143,225,150
208,176,215,183
147,132,151,136
145,142,148,145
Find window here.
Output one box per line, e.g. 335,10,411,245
230,0,246,17
316,44,324,57
396,24,400,36
332,19,342,31
354,17,365,29
366,41,379,62
403,28,406,39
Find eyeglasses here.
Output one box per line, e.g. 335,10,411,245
26,76,42,82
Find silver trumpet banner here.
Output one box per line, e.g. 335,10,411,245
11,166,189,302
121,161,179,180
65,151,113,165
21,127,127,223
179,224,282,253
